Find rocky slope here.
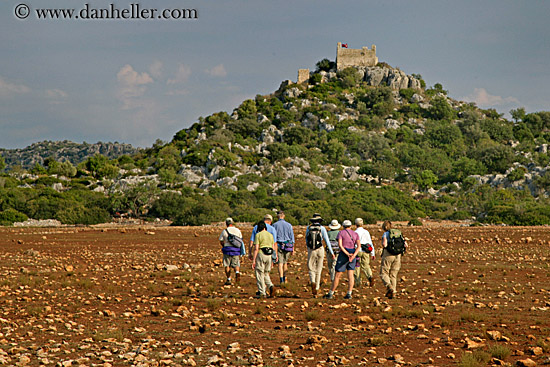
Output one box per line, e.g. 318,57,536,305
0,140,140,169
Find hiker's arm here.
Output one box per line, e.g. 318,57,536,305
272,239,278,262
351,239,361,259
321,227,334,257
338,238,347,255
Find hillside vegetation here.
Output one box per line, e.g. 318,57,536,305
1,60,550,226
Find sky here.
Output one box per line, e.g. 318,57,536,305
1,0,549,149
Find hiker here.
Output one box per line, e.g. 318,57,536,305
251,220,277,298
326,219,341,282
249,214,277,261
218,217,244,285
272,210,295,284
305,213,334,296
353,218,375,287
380,220,407,299
324,220,360,300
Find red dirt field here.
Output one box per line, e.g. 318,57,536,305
0,223,549,366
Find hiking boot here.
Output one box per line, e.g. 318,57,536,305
368,277,375,287
224,279,231,286
269,285,275,298
311,282,317,296
235,273,240,284
254,293,266,299
323,293,334,299
386,288,394,299
344,293,352,300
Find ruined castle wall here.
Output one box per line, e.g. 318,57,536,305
336,43,378,70
297,69,310,84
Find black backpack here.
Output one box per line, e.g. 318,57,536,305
386,229,406,255
306,223,323,250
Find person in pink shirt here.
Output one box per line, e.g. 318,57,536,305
324,220,361,300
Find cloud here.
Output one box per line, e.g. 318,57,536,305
463,88,520,108
167,64,191,85
205,64,227,77
149,60,163,79
166,89,190,96
45,89,68,104
116,64,153,109
0,76,31,97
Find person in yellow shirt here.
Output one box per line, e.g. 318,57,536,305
252,221,278,298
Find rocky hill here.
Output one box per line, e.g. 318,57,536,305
1,59,550,226
0,140,141,169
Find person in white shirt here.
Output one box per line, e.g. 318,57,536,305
218,218,243,285
353,218,375,287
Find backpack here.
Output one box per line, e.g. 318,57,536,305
225,229,244,248
306,224,323,250
386,229,406,255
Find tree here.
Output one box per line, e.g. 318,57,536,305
337,67,362,89
428,97,455,120
414,170,438,190
236,99,257,120
85,154,108,177
510,107,526,123
0,156,5,172
315,58,336,72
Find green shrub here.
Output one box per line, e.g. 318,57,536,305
408,218,422,226
0,208,28,225
459,351,491,367
488,344,511,360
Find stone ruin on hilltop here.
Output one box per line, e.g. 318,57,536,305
294,42,421,90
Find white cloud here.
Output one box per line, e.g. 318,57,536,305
116,64,153,109
45,89,68,104
463,88,520,108
167,64,191,85
0,76,31,97
205,64,227,77
149,60,163,79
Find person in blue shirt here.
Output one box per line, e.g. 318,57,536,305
305,213,335,296
249,214,278,262
272,210,295,284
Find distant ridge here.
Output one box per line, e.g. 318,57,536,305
0,140,141,169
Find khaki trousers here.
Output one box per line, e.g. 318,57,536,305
307,247,325,290
255,251,273,296
327,251,337,281
380,249,401,292
354,251,373,285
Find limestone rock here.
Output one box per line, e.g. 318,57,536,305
517,359,537,367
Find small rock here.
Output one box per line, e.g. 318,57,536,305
517,358,537,367
464,338,485,349
358,316,373,323
487,330,503,340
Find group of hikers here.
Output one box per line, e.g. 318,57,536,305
218,211,407,300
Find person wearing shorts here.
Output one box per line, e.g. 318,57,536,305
324,220,360,300
219,217,243,286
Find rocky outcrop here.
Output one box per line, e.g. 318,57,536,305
0,140,141,170
362,66,422,90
